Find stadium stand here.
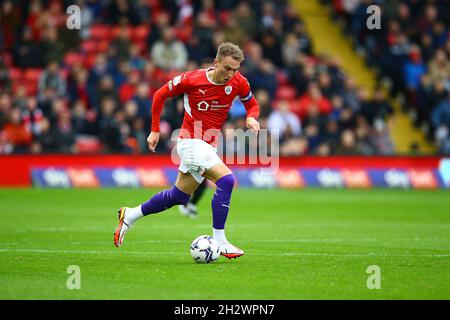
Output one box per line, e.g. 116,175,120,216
1,0,441,155
326,0,449,154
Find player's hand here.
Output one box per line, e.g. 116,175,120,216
246,117,260,135
147,132,160,153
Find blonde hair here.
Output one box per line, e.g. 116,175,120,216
216,42,244,63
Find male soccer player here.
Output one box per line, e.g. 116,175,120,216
114,42,260,259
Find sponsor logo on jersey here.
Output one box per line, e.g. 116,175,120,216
197,101,209,111
199,89,207,95
210,104,229,110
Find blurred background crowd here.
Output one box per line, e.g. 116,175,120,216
328,0,450,153
0,0,448,155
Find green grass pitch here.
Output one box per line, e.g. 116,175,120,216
0,188,449,299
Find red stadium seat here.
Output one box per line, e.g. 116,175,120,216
1,52,13,67
89,25,111,41
111,26,132,39
75,136,103,153
147,0,161,9
288,100,301,114
276,71,289,86
59,68,69,80
175,25,193,43
9,68,23,82
81,40,98,54
25,81,38,96
97,40,110,53
23,68,43,82
131,25,150,43
64,52,84,66
275,85,297,100
84,53,98,69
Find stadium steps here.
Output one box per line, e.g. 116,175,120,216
290,0,435,154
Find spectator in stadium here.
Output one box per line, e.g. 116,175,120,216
112,26,133,61
2,108,32,153
336,129,358,155
340,76,360,112
282,33,302,67
404,44,427,107
260,29,284,69
254,89,272,120
12,27,41,68
128,44,145,71
431,93,450,132
0,60,11,92
222,15,247,49
0,130,13,154
246,59,278,99
68,66,89,107
233,2,258,39
150,27,188,71
22,96,44,138
38,61,66,102
360,88,394,127
39,26,66,66
51,110,76,153
267,99,301,143
132,82,152,124
87,54,111,97
427,49,450,84
296,82,332,120
118,70,139,104
370,119,395,156
95,75,120,111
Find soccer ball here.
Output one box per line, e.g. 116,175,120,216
190,235,220,263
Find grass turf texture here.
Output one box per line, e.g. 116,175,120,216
0,188,449,299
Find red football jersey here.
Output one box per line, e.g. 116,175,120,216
151,67,259,146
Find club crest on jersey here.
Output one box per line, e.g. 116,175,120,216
225,86,232,95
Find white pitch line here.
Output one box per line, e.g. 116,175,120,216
1,238,448,245
0,248,449,258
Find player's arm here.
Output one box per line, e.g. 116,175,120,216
147,74,187,152
239,80,260,134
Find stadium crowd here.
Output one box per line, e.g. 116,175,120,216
0,0,398,155
329,0,450,154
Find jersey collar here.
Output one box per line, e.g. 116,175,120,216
205,67,223,86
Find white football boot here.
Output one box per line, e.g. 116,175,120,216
178,203,198,219
114,207,132,247
218,240,244,259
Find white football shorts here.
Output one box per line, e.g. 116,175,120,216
176,138,222,183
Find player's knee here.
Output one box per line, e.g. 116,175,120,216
216,174,235,191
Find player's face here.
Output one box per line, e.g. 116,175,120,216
214,56,240,84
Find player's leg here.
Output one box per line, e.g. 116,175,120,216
203,162,244,259
179,179,208,218
114,171,199,247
